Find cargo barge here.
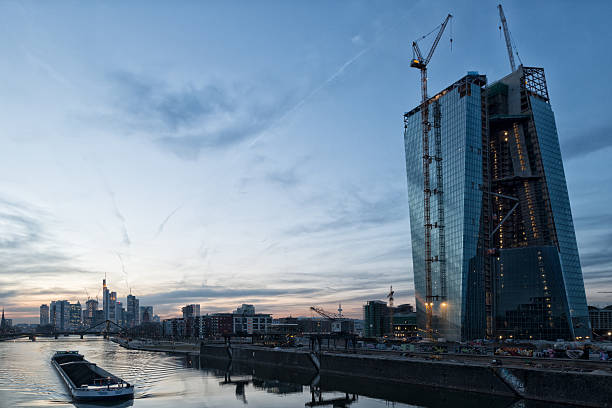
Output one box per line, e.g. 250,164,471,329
51,351,134,401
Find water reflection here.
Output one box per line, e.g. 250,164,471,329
0,338,588,408
196,355,577,408
73,400,134,408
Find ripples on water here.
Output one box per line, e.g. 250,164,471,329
0,337,577,408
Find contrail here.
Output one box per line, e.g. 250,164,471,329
105,186,131,247
115,252,130,293
275,47,370,126
156,203,184,237
248,12,411,148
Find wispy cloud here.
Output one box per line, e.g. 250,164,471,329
155,204,184,237
103,184,131,247
284,188,408,236
561,124,612,160
0,196,98,280
106,71,298,159
140,284,324,307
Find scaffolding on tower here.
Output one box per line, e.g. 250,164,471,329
408,14,452,336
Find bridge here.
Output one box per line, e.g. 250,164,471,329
0,320,127,341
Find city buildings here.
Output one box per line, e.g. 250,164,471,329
232,304,272,335
50,300,70,331
0,308,8,332
589,306,612,336
84,299,98,327
69,301,82,329
40,304,49,326
403,67,590,341
140,306,153,323
181,304,201,338
103,278,110,322
363,300,389,337
209,313,233,336
126,294,139,328
109,291,117,323
115,300,125,326
182,304,200,319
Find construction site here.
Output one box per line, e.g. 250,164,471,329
403,4,591,342
197,5,612,406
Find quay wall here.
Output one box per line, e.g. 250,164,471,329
200,343,612,407
319,353,514,397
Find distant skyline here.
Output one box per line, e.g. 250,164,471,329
1,1,611,323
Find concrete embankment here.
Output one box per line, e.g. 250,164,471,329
200,344,612,407
119,339,199,354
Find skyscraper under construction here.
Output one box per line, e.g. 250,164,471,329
403,24,590,341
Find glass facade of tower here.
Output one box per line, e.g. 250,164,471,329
404,73,487,342
530,97,590,337
404,68,589,341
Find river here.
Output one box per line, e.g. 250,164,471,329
0,336,573,408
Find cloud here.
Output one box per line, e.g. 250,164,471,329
285,188,408,235
156,204,184,237
140,285,323,307
0,196,99,279
561,125,612,160
351,34,364,46
100,180,131,247
0,290,18,301
265,167,300,189
107,71,297,159
0,212,41,249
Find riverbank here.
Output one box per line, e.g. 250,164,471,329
113,338,199,354
200,343,612,407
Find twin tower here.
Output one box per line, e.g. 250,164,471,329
404,66,590,341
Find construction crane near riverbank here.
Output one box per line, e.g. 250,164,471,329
410,13,452,335
310,305,352,333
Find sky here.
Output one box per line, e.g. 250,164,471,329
1,0,611,323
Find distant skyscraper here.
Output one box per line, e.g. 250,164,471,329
94,309,105,326
84,299,98,327
0,308,6,332
69,302,82,329
127,294,139,327
363,300,389,337
182,304,200,319
140,306,153,323
404,68,589,341
103,278,110,322
115,301,125,326
50,300,70,331
109,291,117,323
40,304,50,326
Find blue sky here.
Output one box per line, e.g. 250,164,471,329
1,1,611,322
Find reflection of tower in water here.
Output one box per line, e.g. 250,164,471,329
307,385,358,407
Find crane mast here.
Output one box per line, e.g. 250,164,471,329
410,14,452,336
498,4,516,72
387,286,395,336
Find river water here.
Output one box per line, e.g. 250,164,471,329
0,337,573,408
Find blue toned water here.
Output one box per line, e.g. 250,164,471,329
0,337,571,408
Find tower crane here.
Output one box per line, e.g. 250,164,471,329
387,286,394,336
310,306,340,320
310,306,346,333
498,4,522,72
410,14,452,335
